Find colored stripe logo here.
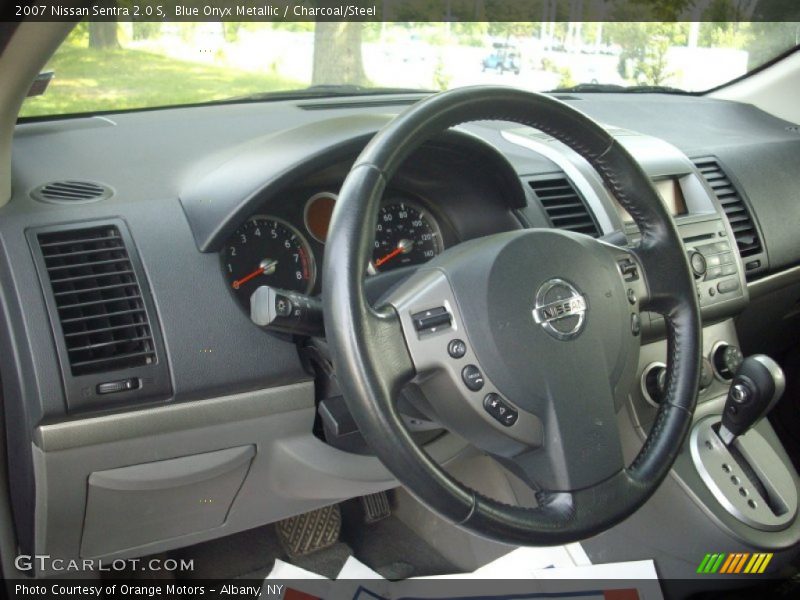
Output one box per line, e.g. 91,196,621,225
696,552,773,574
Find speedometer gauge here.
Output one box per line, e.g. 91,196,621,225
223,216,315,308
372,201,444,272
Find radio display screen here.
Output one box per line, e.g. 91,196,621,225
618,177,687,222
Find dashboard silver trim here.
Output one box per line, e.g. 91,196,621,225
501,129,616,234
748,265,800,299
34,380,315,452
690,415,797,531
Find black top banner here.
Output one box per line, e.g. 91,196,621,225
5,0,800,22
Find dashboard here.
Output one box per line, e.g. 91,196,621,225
4,90,800,572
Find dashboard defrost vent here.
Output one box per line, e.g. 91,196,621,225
528,176,600,237
298,97,419,110
31,180,112,204
36,225,155,376
693,158,766,278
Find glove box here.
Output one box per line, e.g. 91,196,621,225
80,445,255,557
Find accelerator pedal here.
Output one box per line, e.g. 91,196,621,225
360,491,391,524
276,504,341,558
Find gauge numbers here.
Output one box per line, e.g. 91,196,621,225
224,216,315,308
372,201,444,272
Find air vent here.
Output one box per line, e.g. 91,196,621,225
36,225,155,376
31,180,112,204
528,176,600,237
693,158,763,259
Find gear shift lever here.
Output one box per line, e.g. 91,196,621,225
719,355,785,446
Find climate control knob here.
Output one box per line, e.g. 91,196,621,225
699,357,714,391
642,363,667,405
712,343,744,381
689,250,707,279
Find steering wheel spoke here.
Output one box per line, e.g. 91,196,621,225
383,266,545,450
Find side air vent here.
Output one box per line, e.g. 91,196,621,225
29,221,171,411
693,157,767,278
31,180,113,204
528,175,601,237
37,225,154,375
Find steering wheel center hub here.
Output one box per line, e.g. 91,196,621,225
533,278,588,340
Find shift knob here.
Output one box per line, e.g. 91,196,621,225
719,355,785,445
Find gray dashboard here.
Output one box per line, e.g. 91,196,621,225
3,90,800,569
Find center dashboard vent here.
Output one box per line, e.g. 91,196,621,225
29,221,171,411
692,157,767,278
527,175,600,237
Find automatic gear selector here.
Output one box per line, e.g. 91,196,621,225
718,355,786,445
690,354,796,531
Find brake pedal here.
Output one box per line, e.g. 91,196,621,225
276,504,341,558
360,491,391,524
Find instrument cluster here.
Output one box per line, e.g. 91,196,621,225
222,191,449,310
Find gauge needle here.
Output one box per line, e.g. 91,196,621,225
374,239,414,268
232,259,277,289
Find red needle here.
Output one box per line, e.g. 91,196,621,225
374,246,403,268
232,266,265,289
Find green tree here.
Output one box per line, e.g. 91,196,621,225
132,22,161,41
312,23,367,86
89,0,120,49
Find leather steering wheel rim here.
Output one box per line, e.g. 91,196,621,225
323,86,701,545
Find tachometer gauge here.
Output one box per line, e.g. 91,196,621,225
372,201,444,272
223,216,315,308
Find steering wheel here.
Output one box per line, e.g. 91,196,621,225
322,87,701,545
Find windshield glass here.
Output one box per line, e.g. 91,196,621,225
20,21,800,118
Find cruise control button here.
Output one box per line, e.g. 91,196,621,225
461,364,485,391
705,266,722,280
447,339,467,359
411,306,451,332
721,264,737,276
483,393,518,426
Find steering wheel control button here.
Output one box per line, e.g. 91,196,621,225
631,313,641,336
411,306,451,334
483,393,518,427
461,364,485,391
627,289,637,305
447,339,467,359
617,258,639,282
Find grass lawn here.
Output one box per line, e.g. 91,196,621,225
20,45,303,118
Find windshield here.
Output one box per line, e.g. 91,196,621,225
19,21,800,118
